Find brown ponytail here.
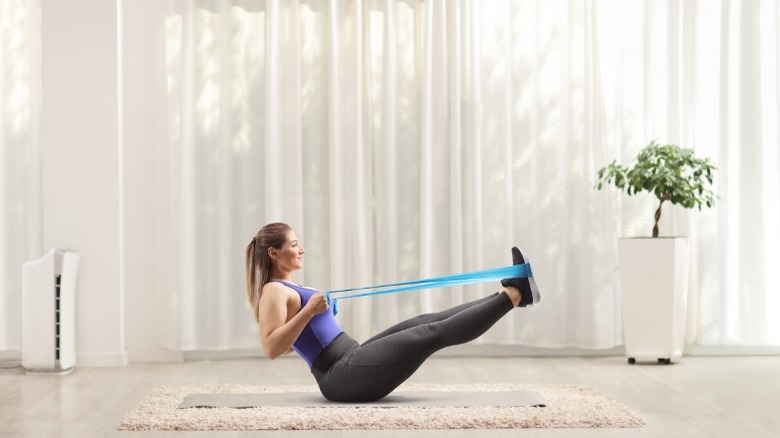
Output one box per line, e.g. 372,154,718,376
245,222,292,322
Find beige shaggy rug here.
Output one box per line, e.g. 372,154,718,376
117,383,646,430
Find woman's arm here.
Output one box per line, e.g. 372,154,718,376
257,282,328,359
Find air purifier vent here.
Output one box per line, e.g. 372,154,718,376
55,274,61,362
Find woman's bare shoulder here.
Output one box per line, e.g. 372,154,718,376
261,281,297,302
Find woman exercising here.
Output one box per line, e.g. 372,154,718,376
245,222,541,402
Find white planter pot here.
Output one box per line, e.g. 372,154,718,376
619,237,688,364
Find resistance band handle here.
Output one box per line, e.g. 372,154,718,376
323,291,339,316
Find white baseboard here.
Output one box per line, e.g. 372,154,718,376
0,349,22,369
0,349,21,361
127,348,184,363
684,344,780,356
4,349,130,368
438,344,780,357
180,345,629,360
52,343,780,366
434,344,626,357
184,348,263,361
76,351,129,367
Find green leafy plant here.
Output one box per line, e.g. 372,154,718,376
596,141,717,238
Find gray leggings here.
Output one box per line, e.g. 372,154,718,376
311,292,514,402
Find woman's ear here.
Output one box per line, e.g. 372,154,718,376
267,247,277,260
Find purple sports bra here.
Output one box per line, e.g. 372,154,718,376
271,280,343,367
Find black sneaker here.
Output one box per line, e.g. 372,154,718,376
501,247,541,307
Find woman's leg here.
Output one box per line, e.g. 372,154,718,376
316,292,514,402
361,292,501,346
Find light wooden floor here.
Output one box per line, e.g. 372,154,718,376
1,355,779,437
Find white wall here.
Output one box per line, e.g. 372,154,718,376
120,0,180,363
41,0,125,366
39,0,176,366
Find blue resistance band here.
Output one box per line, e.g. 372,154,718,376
323,263,532,315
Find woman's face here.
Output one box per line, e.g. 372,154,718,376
271,230,305,272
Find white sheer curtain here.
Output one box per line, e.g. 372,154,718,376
597,0,780,346
0,0,41,355
159,0,779,352
2,0,776,360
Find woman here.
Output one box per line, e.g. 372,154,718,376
245,222,540,402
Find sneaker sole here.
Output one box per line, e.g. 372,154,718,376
515,247,541,307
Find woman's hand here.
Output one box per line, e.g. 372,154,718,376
303,292,329,316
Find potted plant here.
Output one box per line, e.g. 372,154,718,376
596,141,716,365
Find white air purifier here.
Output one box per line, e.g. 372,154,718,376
21,249,80,374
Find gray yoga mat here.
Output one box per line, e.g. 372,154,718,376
178,390,546,409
